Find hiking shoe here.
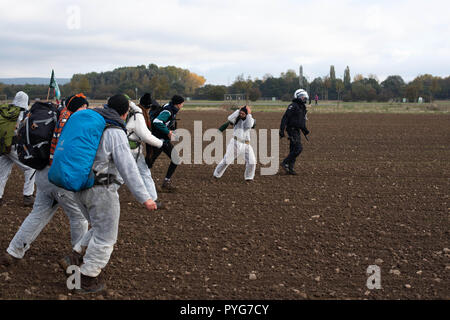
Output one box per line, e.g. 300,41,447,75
288,167,298,175
23,195,35,207
161,179,176,193
76,274,106,294
281,162,290,174
59,251,83,273
0,253,21,269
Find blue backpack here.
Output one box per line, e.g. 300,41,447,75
48,109,107,191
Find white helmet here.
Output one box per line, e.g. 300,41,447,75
294,89,309,102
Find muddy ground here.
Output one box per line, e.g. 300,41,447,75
0,111,449,300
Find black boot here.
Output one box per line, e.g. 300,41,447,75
281,160,290,174
155,200,165,209
161,179,176,193
288,164,297,175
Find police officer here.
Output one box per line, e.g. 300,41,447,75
279,89,310,175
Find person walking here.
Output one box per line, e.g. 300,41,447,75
279,89,310,175
0,91,35,207
213,106,256,181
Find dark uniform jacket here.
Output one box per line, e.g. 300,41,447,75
280,98,309,136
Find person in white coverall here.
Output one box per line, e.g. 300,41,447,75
214,106,256,181
69,94,157,293
0,91,35,207
0,95,89,267
126,101,163,202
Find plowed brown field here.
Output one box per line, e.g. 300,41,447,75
0,111,448,300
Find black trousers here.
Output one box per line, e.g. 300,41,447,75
283,127,303,168
146,142,178,180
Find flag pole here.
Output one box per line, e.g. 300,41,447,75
46,87,51,101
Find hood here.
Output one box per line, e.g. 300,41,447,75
164,102,179,116
93,106,127,132
12,91,29,109
129,101,141,113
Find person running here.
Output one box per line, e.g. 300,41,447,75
0,91,35,207
146,95,184,192
64,94,158,293
0,94,90,268
126,97,164,205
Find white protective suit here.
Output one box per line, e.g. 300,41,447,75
213,109,256,180
126,102,163,201
0,91,35,199
74,125,152,278
7,166,89,258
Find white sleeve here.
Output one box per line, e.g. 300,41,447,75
243,114,254,129
108,130,151,203
228,109,240,124
134,113,163,148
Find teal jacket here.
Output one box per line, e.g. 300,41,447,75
152,102,178,140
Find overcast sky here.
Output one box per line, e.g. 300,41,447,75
0,0,449,84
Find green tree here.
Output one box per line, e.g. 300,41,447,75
380,75,405,100
323,76,331,100
335,79,344,100
248,87,262,101
431,77,441,102
343,66,351,90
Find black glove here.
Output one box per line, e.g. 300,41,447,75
302,128,310,136
279,130,285,138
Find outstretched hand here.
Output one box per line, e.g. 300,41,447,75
144,199,157,211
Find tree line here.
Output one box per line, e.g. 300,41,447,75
0,64,449,102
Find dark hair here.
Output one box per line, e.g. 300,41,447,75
66,93,89,112
139,93,152,108
171,95,185,105
107,94,129,115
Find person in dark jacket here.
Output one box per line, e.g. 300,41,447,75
146,95,184,192
279,89,310,175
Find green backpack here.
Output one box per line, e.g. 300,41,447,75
0,104,22,155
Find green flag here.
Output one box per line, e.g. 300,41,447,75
218,120,231,132
49,69,61,100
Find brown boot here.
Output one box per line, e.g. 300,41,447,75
0,253,21,269
161,179,176,193
23,195,35,207
58,251,83,273
76,274,106,294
